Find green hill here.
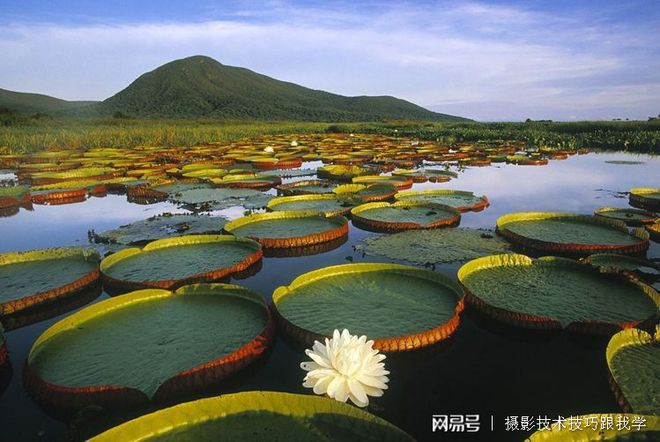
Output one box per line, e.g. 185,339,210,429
1,56,468,122
0,88,96,115
101,56,467,121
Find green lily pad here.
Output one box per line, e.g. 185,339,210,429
100,235,261,290
595,207,657,226
170,188,272,210
351,201,460,231
277,180,338,195
583,254,659,283
0,248,100,315
224,210,348,248
267,194,354,216
357,228,511,264
606,326,659,415
395,189,489,212
273,263,464,351
333,183,397,202
91,213,227,245
152,182,211,195
27,284,272,401
264,168,316,178
629,187,660,210
605,160,646,165
88,391,413,441
526,413,659,441
458,254,659,331
496,212,649,255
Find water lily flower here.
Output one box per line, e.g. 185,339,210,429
263,146,275,153
300,329,389,407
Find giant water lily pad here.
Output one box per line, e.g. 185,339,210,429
357,228,511,264
25,284,274,410
0,185,30,208
496,212,649,256
595,207,657,226
224,210,348,249
583,254,659,284
317,165,368,180
606,325,659,415
0,248,100,316
170,187,272,210
89,391,413,441
352,175,413,190
458,254,659,333
351,201,460,232
333,183,397,202
273,263,464,351
91,213,227,245
267,194,354,217
526,413,659,441
629,187,660,210
395,189,489,212
100,235,262,292
277,180,338,195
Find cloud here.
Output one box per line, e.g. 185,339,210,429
0,1,657,120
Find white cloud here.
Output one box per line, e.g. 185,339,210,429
0,1,657,120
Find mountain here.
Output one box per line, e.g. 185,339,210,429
0,88,96,115
101,56,467,121
1,56,469,121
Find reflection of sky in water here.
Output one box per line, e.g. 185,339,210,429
1,152,658,255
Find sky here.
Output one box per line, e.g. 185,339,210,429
0,0,658,121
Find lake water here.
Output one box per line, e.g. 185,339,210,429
0,151,658,441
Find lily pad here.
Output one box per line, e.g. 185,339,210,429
264,168,316,178
25,284,274,409
170,188,272,210
333,183,397,202
100,235,262,292
88,391,413,441
352,175,413,190
526,413,659,441
605,160,646,165
458,254,659,333
273,263,464,351
351,201,460,232
317,165,368,180
357,228,511,264
0,185,30,208
595,207,657,226
0,248,100,316
267,194,354,217
91,213,227,245
395,189,489,212
277,179,338,195
224,210,349,249
606,325,659,415
496,212,649,256
583,254,659,284
629,187,660,210
648,221,660,242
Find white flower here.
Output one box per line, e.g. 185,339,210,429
300,329,389,407
290,140,298,146
263,146,275,153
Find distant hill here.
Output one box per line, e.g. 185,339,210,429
2,56,469,122
0,88,96,115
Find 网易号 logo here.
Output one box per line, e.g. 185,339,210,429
432,414,480,433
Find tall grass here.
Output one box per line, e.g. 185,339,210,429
0,119,337,154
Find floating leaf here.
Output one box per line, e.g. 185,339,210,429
357,228,511,264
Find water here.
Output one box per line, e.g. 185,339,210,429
0,151,658,441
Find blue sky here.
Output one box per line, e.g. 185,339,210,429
1,0,658,121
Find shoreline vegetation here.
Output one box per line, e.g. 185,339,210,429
1,117,659,154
